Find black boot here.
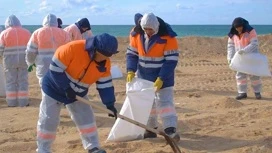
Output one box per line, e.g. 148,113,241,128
144,127,158,139
235,93,247,100
88,147,106,153
255,92,262,99
164,127,180,142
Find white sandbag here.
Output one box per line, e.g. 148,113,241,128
229,52,272,76
0,64,6,96
107,78,155,142
110,65,123,79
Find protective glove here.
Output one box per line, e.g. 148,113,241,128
154,77,163,91
65,87,76,102
28,64,36,72
238,50,245,55
106,105,118,120
126,71,135,83
228,60,231,65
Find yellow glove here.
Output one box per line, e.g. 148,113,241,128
126,71,135,83
154,77,163,91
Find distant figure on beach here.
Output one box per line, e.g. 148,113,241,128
0,15,31,107
36,33,118,153
25,13,70,87
126,12,180,141
227,17,262,100
57,18,62,28
64,18,92,40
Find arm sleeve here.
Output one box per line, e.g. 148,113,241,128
96,61,116,107
0,33,5,57
25,33,38,66
48,45,73,90
126,34,139,72
159,37,179,81
243,29,259,53
227,37,235,60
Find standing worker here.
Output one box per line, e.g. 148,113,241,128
64,18,92,41
26,14,70,86
126,12,180,141
0,15,31,107
36,33,118,153
227,17,262,100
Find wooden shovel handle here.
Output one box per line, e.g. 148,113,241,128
75,95,182,153
76,96,160,134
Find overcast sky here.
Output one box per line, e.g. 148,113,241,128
0,0,271,25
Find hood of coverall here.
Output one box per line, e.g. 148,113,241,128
85,33,118,60
42,14,58,27
134,13,143,25
76,18,91,34
228,17,254,38
5,15,22,29
140,13,160,35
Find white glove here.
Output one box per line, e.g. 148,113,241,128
238,50,245,55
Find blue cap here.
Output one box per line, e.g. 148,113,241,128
85,33,118,59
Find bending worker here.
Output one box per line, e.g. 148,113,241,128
36,33,118,153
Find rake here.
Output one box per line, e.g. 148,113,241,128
76,96,182,153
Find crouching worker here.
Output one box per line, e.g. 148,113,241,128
36,33,119,153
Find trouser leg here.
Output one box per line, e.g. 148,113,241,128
17,67,29,106
249,75,262,93
5,68,18,106
37,91,61,153
146,101,158,128
155,87,177,129
66,96,100,150
236,72,248,93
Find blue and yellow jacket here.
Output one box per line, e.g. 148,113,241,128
42,40,115,106
126,30,179,88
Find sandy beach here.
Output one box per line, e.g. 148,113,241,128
0,34,272,153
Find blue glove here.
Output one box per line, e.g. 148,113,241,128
28,64,36,72
65,88,76,103
106,105,117,120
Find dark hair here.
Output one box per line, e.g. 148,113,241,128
232,17,244,28
228,17,254,38
57,18,62,28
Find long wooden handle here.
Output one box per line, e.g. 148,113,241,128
76,96,182,153
76,96,161,135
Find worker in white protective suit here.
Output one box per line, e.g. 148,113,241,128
25,13,70,87
36,33,119,153
227,17,262,100
64,18,92,40
0,15,31,107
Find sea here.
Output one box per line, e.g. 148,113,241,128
9,25,272,37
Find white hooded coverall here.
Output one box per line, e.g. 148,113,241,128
25,14,70,86
0,15,31,107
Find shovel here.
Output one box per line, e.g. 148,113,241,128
76,95,182,153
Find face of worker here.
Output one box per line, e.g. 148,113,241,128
143,27,155,37
235,26,243,34
94,51,108,62
82,27,89,32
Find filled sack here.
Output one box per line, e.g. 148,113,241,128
107,78,155,142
